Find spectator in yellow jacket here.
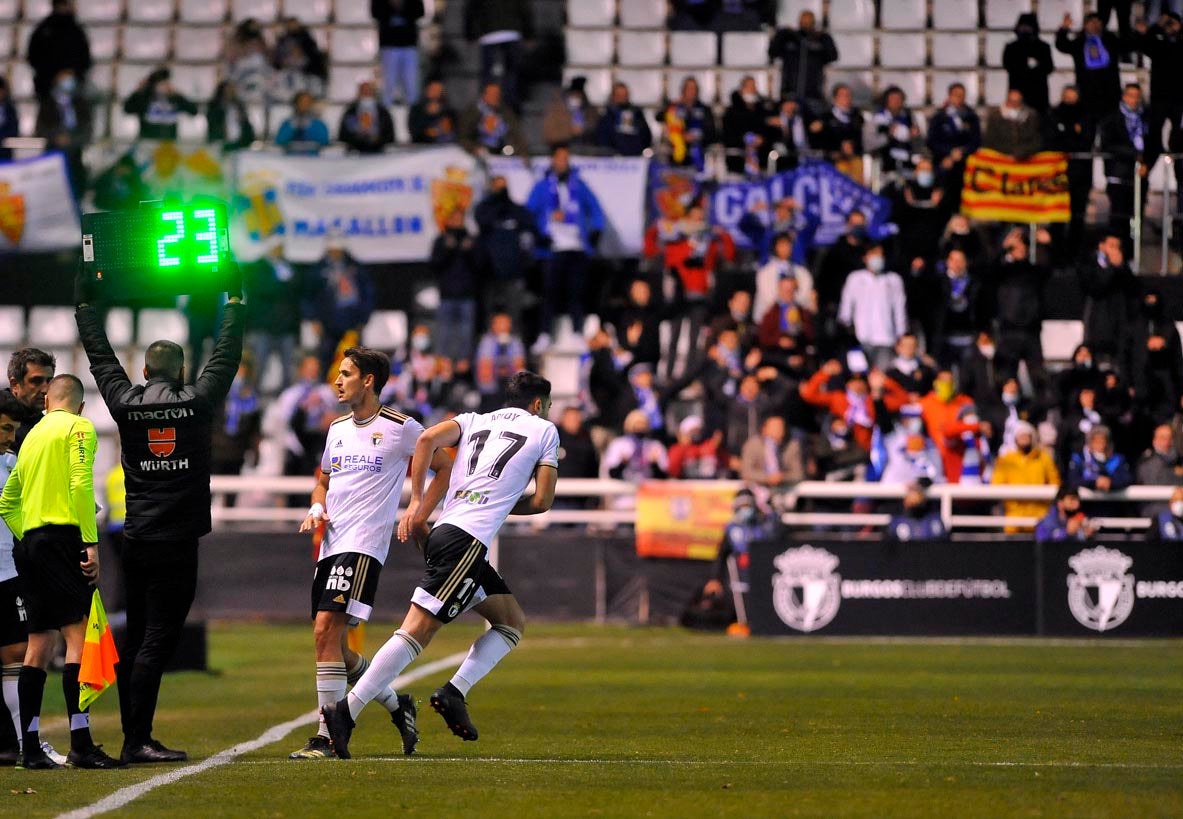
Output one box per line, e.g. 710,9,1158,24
990,421,1060,532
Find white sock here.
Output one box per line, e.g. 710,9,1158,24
347,630,420,720
2,663,19,751
450,625,521,697
315,662,347,739
347,654,401,713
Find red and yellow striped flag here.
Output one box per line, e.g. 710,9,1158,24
79,589,119,710
961,149,1071,223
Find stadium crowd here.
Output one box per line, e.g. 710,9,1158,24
4,0,1183,538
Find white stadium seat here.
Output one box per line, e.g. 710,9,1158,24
932,0,979,30
111,109,140,140
89,61,116,95
984,30,1009,67
0,0,17,21
566,28,614,66
8,60,32,98
23,0,50,21
128,0,175,23
984,0,1032,30
879,0,926,30
329,26,378,64
832,32,873,68
174,26,223,62
936,69,979,105
617,29,665,67
231,0,278,22
1048,70,1075,106
137,309,188,346
179,0,226,23
105,307,134,348
567,0,615,28
1049,36,1073,70
667,67,716,104
283,0,331,24
15,98,33,134
827,0,876,31
719,68,767,99
328,64,374,103
1041,320,1083,363
1038,0,1082,33
615,67,663,106
76,0,122,24
777,0,822,27
87,24,119,61
564,66,611,105
932,32,980,68
333,0,370,25
28,306,77,347
983,68,1008,106
878,32,927,68
722,31,769,68
170,62,218,101
826,69,873,106
361,310,408,353
121,26,171,62
619,0,664,29
669,30,716,67
115,62,150,97
0,306,23,345
0,27,13,61
876,70,926,106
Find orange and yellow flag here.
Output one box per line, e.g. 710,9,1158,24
79,590,119,710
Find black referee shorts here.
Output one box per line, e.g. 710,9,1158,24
0,576,28,647
13,525,91,633
411,524,511,624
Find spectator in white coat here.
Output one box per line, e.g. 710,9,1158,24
838,241,908,370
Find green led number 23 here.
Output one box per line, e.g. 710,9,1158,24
156,209,219,268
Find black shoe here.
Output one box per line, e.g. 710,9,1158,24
66,744,127,769
288,735,335,760
321,699,354,760
430,685,478,741
0,746,19,766
391,694,419,755
15,747,63,770
121,739,188,764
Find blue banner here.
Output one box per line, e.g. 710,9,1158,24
709,162,894,258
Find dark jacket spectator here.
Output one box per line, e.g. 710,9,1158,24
27,0,91,98
409,79,458,144
1078,235,1139,358
1003,13,1054,113
767,10,838,107
272,17,328,81
722,80,773,175
123,68,198,141
464,0,533,41
542,77,599,148
206,81,256,151
34,71,91,197
868,86,921,173
1125,292,1183,423
982,91,1044,159
926,86,982,166
612,279,664,369
474,180,537,283
595,82,653,157
586,330,635,431
339,83,396,154
556,407,599,479
372,0,425,48
244,251,310,342
660,76,718,171
308,245,376,372
1097,88,1160,184
460,82,525,154
1056,15,1124,120
1066,427,1133,495
0,79,19,160
813,85,864,161
92,154,148,211
991,239,1050,380
1134,13,1183,118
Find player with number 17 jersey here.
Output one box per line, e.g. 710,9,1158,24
434,408,560,548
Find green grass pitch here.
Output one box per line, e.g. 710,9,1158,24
1,622,1180,817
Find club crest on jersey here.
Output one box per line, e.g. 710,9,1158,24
329,455,342,474
148,427,176,458
371,431,383,446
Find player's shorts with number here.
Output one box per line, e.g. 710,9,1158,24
311,551,383,625
0,576,28,647
412,524,511,624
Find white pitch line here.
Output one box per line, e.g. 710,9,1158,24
56,651,468,819
232,758,1183,770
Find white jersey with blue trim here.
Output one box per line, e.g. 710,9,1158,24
436,407,560,547
319,406,423,564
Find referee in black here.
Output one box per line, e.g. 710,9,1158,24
75,266,244,764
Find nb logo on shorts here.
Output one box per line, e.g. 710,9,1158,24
15,595,25,623
325,565,353,592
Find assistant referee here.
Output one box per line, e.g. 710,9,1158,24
0,375,124,769
75,267,244,764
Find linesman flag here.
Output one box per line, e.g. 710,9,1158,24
79,589,119,709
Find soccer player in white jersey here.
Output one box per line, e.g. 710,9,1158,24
322,371,559,757
289,347,445,760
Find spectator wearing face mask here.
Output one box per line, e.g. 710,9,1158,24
1056,13,1124,120
34,68,91,199
27,0,90,97
1035,486,1098,542
1056,385,1106,472
920,369,984,483
838,242,908,371
1004,13,1055,114
1079,233,1139,359
1056,344,1104,411
740,414,804,507
801,362,908,453
123,67,198,141
930,250,982,370
897,158,946,271
271,16,328,101
885,483,948,542
991,421,1060,532
1147,486,1183,541
868,86,921,174
992,230,1051,384
765,97,812,172
809,413,870,482
983,89,1044,159
1067,425,1133,501
612,279,663,370
981,378,1040,454
885,333,936,398
542,76,598,149
474,312,526,411
959,331,1005,412
339,81,395,153
876,404,945,486
669,415,726,480
722,75,775,177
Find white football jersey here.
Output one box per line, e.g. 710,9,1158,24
320,406,423,564
436,407,560,546
0,452,15,582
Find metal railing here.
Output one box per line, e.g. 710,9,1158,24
208,476,1175,534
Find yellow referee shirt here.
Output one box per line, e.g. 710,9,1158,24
0,408,98,544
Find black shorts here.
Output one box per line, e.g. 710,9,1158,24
0,576,28,647
311,552,383,625
13,525,91,633
411,524,511,624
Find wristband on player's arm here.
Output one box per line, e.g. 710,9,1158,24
308,502,325,520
